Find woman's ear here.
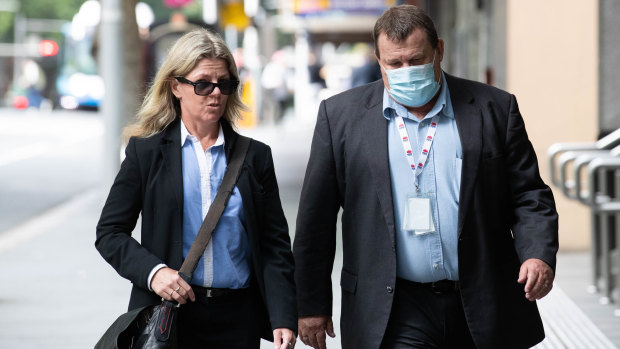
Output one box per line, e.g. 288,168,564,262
170,78,181,99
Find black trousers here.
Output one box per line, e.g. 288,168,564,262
380,278,477,349
177,289,261,348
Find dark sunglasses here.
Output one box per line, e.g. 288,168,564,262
174,76,239,96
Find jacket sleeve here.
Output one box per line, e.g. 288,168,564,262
95,138,163,290
293,100,342,317
256,144,298,333
504,95,559,271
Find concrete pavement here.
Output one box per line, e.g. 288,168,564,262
1,116,619,348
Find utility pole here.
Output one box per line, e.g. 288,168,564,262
13,13,25,91
100,0,124,194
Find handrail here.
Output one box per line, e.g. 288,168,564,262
573,146,620,204
572,151,614,204
587,157,620,207
595,128,620,149
548,128,620,188
557,150,611,198
548,142,597,187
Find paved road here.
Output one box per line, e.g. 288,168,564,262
0,109,102,234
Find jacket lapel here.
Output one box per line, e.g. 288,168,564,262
160,118,184,213
221,121,253,232
221,120,239,165
362,82,396,244
446,74,482,236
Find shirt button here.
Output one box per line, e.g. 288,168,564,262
387,286,393,293
433,263,439,269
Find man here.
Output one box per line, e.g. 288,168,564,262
293,5,558,349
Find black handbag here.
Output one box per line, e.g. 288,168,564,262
95,135,251,349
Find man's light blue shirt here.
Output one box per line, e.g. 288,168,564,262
181,121,251,289
383,73,462,282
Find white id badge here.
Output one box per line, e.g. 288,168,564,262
402,195,436,235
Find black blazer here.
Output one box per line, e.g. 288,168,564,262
96,118,297,337
293,74,558,349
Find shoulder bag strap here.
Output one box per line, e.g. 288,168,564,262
178,135,251,283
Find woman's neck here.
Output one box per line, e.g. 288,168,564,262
183,118,220,151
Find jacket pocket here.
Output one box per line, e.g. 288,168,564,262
340,269,358,294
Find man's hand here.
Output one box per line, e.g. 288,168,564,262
298,315,335,349
273,328,296,349
517,258,554,301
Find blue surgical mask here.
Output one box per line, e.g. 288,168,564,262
383,51,440,108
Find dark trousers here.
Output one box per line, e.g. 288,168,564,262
380,278,477,349
177,288,261,348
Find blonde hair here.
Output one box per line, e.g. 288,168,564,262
124,28,246,140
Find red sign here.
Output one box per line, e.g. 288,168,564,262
39,40,59,57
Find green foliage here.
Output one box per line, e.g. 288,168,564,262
0,0,85,41
141,0,203,25
182,1,202,20
0,0,206,41
183,0,202,21
0,12,15,41
19,0,86,20
141,0,172,22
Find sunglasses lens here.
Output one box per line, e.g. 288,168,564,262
195,82,215,96
218,80,239,95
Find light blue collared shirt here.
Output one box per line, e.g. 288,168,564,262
181,120,251,289
383,73,462,282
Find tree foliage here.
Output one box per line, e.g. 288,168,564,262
0,0,204,41
141,0,202,24
19,0,87,20
0,0,85,41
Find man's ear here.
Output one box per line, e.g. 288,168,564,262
437,38,445,63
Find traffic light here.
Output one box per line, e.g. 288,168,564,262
38,40,59,57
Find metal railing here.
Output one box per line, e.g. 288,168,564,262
548,128,620,198
549,131,620,316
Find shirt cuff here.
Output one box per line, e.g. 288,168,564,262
147,264,168,291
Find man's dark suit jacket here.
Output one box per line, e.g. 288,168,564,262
96,118,297,338
293,74,559,349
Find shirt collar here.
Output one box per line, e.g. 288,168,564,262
180,119,225,149
382,72,454,121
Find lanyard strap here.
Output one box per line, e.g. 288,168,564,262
395,114,438,191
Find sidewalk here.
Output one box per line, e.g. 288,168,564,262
1,117,619,348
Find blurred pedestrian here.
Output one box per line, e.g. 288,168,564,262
308,51,326,89
96,29,297,349
293,5,558,349
350,44,382,88
261,49,295,120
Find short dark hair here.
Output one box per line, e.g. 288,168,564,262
373,5,439,58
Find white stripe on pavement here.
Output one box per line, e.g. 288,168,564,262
0,189,99,254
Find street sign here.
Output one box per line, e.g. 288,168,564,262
38,40,59,57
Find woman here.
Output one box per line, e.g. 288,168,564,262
95,29,297,348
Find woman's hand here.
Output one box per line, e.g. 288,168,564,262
273,328,296,349
150,267,195,304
